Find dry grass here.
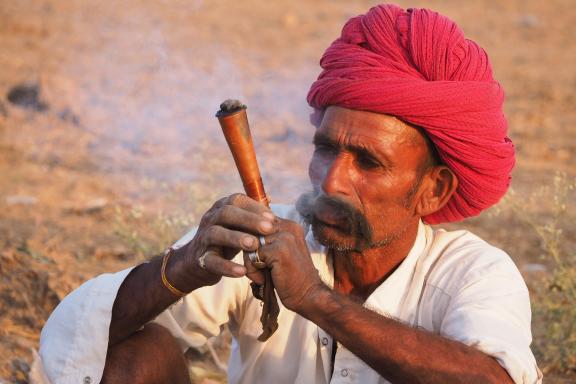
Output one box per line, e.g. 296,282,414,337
504,174,576,375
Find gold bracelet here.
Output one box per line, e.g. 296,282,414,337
161,247,186,297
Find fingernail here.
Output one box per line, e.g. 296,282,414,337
260,220,273,231
242,237,255,248
233,265,246,276
262,212,275,220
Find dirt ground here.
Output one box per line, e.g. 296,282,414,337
0,0,574,383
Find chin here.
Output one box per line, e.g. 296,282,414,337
311,221,397,252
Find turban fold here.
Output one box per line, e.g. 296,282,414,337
307,4,515,224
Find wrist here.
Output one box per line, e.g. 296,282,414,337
296,282,333,319
165,245,206,293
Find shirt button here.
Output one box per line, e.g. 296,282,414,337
83,377,92,384
341,368,349,377
321,337,329,346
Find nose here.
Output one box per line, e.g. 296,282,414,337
320,153,352,197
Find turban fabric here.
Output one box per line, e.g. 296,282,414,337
307,4,515,224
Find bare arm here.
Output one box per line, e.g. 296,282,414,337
258,218,514,384
300,286,513,384
108,194,275,346
108,252,194,345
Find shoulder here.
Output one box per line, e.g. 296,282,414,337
425,227,528,299
421,228,541,383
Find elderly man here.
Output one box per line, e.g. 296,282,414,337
38,4,541,384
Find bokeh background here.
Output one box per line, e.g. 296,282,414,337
0,0,574,382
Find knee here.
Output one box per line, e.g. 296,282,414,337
101,324,190,384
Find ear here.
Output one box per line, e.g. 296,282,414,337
414,166,458,217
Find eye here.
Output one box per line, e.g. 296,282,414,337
356,154,381,170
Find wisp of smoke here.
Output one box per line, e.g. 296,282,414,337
295,190,375,251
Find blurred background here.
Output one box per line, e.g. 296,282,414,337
0,0,574,382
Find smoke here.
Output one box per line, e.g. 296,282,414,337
35,1,319,202
295,190,376,251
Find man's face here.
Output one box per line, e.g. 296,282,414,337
297,106,431,252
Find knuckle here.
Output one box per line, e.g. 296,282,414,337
211,196,229,210
215,205,234,223
287,221,304,235
278,231,295,243
227,193,244,206
199,213,211,227
215,195,228,206
224,204,239,218
202,226,220,245
200,208,218,226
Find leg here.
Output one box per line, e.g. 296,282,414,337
101,323,191,384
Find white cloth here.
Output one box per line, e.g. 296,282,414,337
38,204,542,384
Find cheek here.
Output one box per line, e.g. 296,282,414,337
356,178,412,223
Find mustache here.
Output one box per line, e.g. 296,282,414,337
295,191,373,250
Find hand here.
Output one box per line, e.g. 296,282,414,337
256,217,325,313
168,194,276,290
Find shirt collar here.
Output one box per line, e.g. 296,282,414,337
308,220,429,321
363,220,428,319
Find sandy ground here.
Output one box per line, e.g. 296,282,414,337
0,0,575,382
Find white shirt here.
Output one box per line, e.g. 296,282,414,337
38,205,542,384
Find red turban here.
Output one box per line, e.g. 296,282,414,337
307,4,515,224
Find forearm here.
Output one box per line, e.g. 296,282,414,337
301,286,513,384
109,247,204,346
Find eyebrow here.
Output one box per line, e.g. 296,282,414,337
312,132,391,165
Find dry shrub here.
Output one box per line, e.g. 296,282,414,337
112,179,226,259
506,174,575,375
113,204,196,259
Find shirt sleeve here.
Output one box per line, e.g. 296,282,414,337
438,248,543,384
152,252,251,350
38,226,250,384
39,267,135,384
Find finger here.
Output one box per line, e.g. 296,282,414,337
222,193,274,216
202,250,246,278
255,231,298,265
211,205,276,235
202,225,259,254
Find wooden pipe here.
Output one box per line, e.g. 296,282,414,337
216,100,268,206
216,99,279,342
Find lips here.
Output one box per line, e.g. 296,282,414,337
313,204,349,231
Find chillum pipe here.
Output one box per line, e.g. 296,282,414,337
216,100,268,207
216,99,279,342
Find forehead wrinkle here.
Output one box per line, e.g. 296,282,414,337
315,129,382,160
316,123,412,163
